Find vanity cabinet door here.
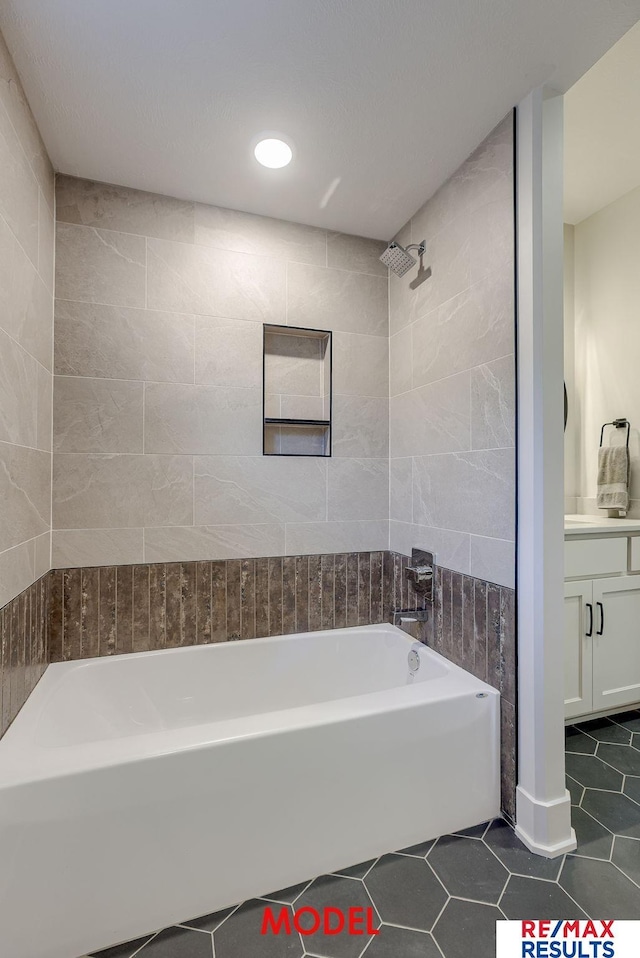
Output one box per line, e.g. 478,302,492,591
564,580,594,719
592,576,640,712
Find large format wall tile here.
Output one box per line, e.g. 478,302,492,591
470,535,515,590
144,524,286,563
147,237,286,321
36,361,52,452
326,232,387,276
0,32,54,613
411,113,514,247
413,449,515,540
55,223,146,307
194,203,326,264
285,519,389,555
332,332,389,397
389,371,471,459
332,396,389,458
144,383,262,455
471,354,516,450
388,112,515,587
0,539,37,610
0,100,39,267
0,209,52,369
327,458,389,521
412,270,514,388
194,456,327,525
51,528,144,568
53,377,144,453
56,175,195,243
287,262,388,337
389,521,471,576
53,454,193,529
54,301,195,384
0,326,38,447
0,442,50,552
389,457,412,523
52,177,389,567
389,325,412,397
194,316,262,387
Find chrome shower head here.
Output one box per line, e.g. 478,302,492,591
380,239,426,277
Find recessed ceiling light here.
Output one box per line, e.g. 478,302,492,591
254,138,293,169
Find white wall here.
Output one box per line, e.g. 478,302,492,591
568,185,640,514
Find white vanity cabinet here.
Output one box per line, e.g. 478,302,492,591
564,528,640,720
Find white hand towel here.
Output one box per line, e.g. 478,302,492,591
597,444,629,515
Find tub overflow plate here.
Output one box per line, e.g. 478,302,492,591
408,648,420,672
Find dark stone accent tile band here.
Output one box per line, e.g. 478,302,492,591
48,551,389,660
0,574,49,738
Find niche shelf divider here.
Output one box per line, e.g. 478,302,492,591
263,324,332,457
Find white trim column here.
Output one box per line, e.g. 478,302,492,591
515,88,576,857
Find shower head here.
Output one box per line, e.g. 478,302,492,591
380,239,426,277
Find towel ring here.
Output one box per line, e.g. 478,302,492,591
599,418,630,449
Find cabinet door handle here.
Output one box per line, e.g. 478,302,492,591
586,603,593,637
597,601,604,636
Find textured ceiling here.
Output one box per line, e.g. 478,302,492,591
565,20,640,225
2,0,640,238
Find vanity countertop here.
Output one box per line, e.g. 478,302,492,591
564,514,640,536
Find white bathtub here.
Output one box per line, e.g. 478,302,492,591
0,623,499,958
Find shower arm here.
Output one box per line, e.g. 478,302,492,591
404,242,426,256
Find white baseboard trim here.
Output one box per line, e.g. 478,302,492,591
515,785,577,858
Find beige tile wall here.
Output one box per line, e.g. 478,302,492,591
0,32,54,608
52,176,389,566
389,113,516,588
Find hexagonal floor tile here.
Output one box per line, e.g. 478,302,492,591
364,854,447,932
500,876,586,920
565,752,623,791
633,733,640,750
571,806,614,860
364,925,441,958
483,820,561,879
560,857,640,919
90,936,156,958
623,776,640,804
428,834,508,903
262,882,312,905
214,900,302,958
136,926,213,958
452,821,491,839
566,775,584,806
576,717,632,744
395,840,436,858
597,743,640,776
581,789,640,838
180,906,237,932
612,836,640,886
433,899,502,958
332,860,377,879
565,727,597,754
609,711,640,735
295,875,379,958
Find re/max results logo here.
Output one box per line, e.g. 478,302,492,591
497,921,640,958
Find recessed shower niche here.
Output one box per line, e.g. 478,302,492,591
263,324,332,456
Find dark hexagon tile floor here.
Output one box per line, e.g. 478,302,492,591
89,715,640,958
